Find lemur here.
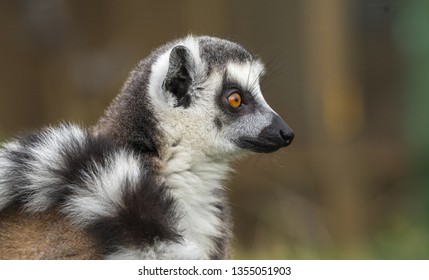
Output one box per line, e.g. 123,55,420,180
0,36,293,259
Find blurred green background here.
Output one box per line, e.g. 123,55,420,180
0,0,428,259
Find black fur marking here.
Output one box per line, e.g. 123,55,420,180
57,135,114,184
163,46,193,108
86,173,181,256
214,74,260,128
95,54,164,155
214,117,223,130
118,72,161,154
210,236,229,260
221,81,257,114
49,134,121,205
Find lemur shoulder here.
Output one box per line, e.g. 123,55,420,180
0,36,293,259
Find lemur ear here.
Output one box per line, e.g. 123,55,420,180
162,45,194,108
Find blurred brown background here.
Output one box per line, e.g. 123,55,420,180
1,0,428,259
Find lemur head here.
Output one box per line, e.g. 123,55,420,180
97,36,293,160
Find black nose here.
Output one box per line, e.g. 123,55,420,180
280,128,294,147
260,113,294,148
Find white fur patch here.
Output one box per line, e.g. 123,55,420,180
226,61,267,105
161,145,231,258
107,239,205,260
181,35,203,69
148,50,171,109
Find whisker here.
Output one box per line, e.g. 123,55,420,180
271,154,287,168
253,154,263,167
245,60,253,91
248,68,265,94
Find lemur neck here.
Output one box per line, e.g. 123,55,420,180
160,145,232,259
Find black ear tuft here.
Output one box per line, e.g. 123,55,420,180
162,45,194,108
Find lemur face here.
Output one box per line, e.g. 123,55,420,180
148,36,293,158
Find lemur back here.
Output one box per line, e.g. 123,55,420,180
0,208,99,259
0,36,293,259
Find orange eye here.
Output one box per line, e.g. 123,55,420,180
227,92,242,109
